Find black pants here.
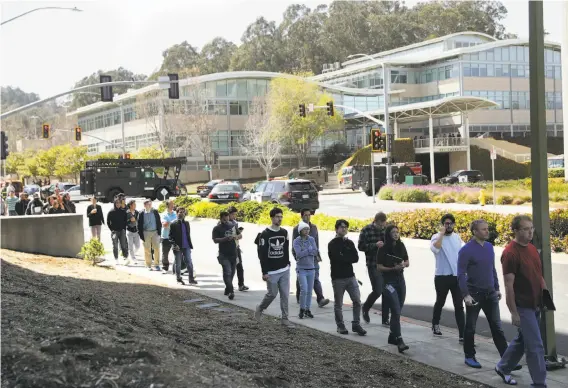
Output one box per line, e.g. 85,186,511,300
161,239,173,271
236,249,245,287
463,290,508,358
432,275,465,337
363,264,390,321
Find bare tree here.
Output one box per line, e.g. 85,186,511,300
239,98,282,180
181,83,216,165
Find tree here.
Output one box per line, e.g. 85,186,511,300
182,84,217,165
133,146,170,159
36,148,58,179
22,152,40,180
319,142,352,171
149,41,201,79
54,145,88,181
90,152,120,159
70,67,147,109
230,17,283,72
239,99,282,179
267,76,344,167
5,153,25,176
199,37,237,74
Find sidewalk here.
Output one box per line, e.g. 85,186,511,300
319,188,360,195
102,254,568,388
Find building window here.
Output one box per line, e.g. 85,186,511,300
215,81,227,98
229,101,248,115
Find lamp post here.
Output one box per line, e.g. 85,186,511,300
347,53,392,185
1,6,82,26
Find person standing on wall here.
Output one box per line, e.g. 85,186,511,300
495,215,547,387
292,208,330,308
430,213,466,342
359,212,390,325
138,199,162,271
86,197,104,240
254,208,293,328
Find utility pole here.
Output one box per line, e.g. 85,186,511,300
529,0,565,370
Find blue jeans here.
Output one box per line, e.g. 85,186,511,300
297,268,315,310
382,276,406,338
174,247,193,281
497,308,547,387
218,257,236,294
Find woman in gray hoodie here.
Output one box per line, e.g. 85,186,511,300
293,221,318,319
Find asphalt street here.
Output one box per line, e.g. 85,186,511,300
76,199,568,357
318,193,542,218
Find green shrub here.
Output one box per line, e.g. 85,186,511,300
392,188,431,203
158,195,200,212
512,197,525,205
548,168,564,178
78,238,106,266
378,187,394,200
496,195,514,205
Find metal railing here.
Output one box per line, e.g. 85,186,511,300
413,137,467,149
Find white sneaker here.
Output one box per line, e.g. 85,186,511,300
124,259,131,266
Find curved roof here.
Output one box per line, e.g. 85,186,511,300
342,31,497,67
346,96,499,122
311,38,561,82
68,71,407,117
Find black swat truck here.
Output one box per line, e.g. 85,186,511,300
80,157,186,202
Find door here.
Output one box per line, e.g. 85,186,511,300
261,182,274,203
80,170,94,195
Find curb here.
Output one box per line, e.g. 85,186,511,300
319,190,361,196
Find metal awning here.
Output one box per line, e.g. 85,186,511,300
346,96,499,122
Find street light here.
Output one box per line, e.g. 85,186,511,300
347,53,392,185
1,7,82,26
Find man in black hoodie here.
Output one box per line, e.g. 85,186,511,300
107,197,128,263
254,207,293,327
15,193,30,215
329,219,366,336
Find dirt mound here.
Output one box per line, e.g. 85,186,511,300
1,251,489,388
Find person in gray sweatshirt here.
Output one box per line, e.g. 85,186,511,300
293,221,318,319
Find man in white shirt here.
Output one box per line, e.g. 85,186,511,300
430,213,465,342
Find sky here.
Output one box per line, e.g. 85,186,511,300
0,0,566,100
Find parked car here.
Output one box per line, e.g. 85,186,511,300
197,179,223,198
65,185,89,202
257,179,319,213
439,170,484,184
23,184,41,195
206,183,244,204
41,182,76,200
243,181,265,202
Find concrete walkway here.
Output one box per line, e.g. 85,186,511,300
102,251,568,388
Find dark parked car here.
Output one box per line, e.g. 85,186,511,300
439,170,484,184
207,183,244,204
197,179,223,198
258,179,319,213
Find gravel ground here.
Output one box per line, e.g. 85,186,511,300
1,250,489,388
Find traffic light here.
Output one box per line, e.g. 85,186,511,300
168,73,179,99
42,124,50,139
371,129,385,152
326,101,334,116
100,75,113,102
0,131,8,160
75,126,82,141
298,104,306,118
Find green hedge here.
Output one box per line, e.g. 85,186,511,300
471,146,531,180
172,196,568,253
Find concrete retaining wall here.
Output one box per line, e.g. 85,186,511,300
0,214,84,258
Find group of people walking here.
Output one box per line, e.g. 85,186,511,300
3,189,75,216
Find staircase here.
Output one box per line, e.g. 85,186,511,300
470,137,557,163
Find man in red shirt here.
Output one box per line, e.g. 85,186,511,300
495,215,547,387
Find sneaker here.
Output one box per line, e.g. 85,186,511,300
224,290,230,296
432,324,442,336
281,318,294,328
189,279,198,285
299,308,305,319
382,319,390,326
513,364,523,371
495,367,518,385
254,305,263,321
154,266,161,271
459,337,464,344
148,267,153,271
337,324,348,335
124,259,131,266
362,308,371,324
228,292,235,300
465,357,482,369
317,298,330,308
352,324,367,336
397,337,409,353
162,269,168,274
177,278,185,285
238,285,249,291
304,310,314,319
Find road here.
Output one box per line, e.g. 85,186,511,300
318,192,545,218
75,199,568,356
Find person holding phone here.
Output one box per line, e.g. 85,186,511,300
377,224,409,353
458,219,510,369
213,211,238,300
